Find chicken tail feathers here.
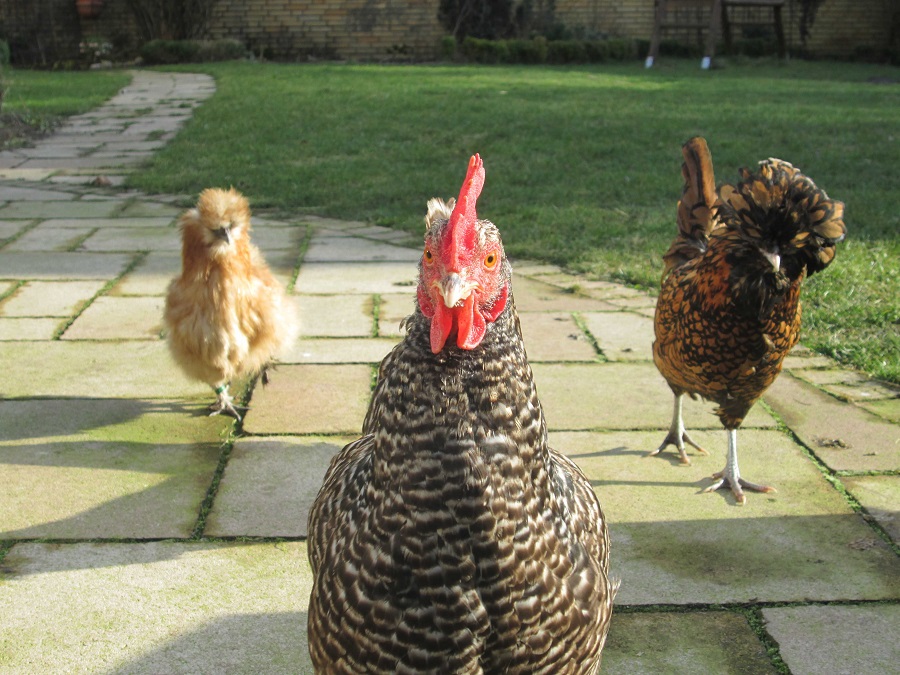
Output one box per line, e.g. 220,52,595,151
719,157,846,277
662,137,720,275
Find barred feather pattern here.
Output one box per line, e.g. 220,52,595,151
654,140,846,429
308,288,615,674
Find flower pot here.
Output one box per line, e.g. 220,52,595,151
76,0,104,19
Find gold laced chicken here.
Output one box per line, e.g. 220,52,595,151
164,187,298,420
651,137,846,504
307,155,616,673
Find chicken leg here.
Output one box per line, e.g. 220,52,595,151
703,429,776,505
648,393,709,464
209,384,247,421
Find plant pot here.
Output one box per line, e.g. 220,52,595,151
76,0,104,19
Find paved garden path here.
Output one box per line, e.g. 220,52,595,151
0,70,897,674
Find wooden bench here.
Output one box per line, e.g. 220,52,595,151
646,0,786,69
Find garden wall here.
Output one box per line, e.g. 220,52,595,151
0,0,893,65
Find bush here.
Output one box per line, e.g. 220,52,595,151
451,36,637,65
0,39,10,66
140,39,247,65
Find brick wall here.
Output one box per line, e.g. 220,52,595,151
552,0,893,58
0,0,893,64
205,0,445,61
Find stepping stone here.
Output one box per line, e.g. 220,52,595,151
533,362,776,431
0,200,124,219
0,541,313,673
376,292,416,337
0,398,228,538
762,605,900,675
0,184,76,201
205,435,355,538
242,364,372,435
764,372,900,472
62,296,165,340
248,227,306,251
603,611,776,674
555,429,900,605
0,280,104,316
41,217,175,229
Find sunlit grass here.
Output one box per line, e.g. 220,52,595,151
2,68,130,119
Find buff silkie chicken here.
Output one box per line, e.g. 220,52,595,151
651,137,846,504
307,155,616,674
164,187,298,420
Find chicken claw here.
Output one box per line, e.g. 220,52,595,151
647,393,709,464
703,429,775,505
209,385,247,421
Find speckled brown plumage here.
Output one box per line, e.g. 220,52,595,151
307,157,615,673
651,137,846,503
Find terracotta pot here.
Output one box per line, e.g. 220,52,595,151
76,0,104,19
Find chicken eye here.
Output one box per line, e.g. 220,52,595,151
484,252,498,269
424,247,434,265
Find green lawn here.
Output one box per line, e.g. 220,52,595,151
9,60,900,383
1,69,131,145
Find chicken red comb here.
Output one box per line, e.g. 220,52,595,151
442,154,485,270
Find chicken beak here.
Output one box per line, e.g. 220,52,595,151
438,272,473,308
214,227,231,245
762,249,781,271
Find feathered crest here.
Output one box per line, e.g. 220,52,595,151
718,158,846,276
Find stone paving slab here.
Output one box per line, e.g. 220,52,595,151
557,429,900,604
841,474,900,542
39,216,176,229
109,251,179,296
377,292,416,337
518,311,599,362
0,220,27,241
0,342,206,398
581,310,655,361
513,276,619,312
205,435,355,538
603,611,776,674
764,372,900,472
0,541,312,675
0,251,133,280
62,296,165,340
304,235,421,262
283,337,398,364
0,184,76,201
858,397,900,424
3,225,94,252
762,604,900,675
0,398,227,539
0,280,105,316
294,261,418,294
242,364,372,435
79,226,179,252
534,361,776,432
296,294,373,337
0,317,61,340
0,199,126,221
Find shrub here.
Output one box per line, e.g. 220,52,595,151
140,39,247,65
546,39,587,64
0,39,10,66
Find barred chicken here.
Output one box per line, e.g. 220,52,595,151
164,187,298,420
308,155,616,673
650,137,846,504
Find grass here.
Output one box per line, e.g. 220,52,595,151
0,68,131,147
9,60,900,382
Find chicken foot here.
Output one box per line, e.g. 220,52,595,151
703,429,776,505
209,384,248,421
647,393,709,464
